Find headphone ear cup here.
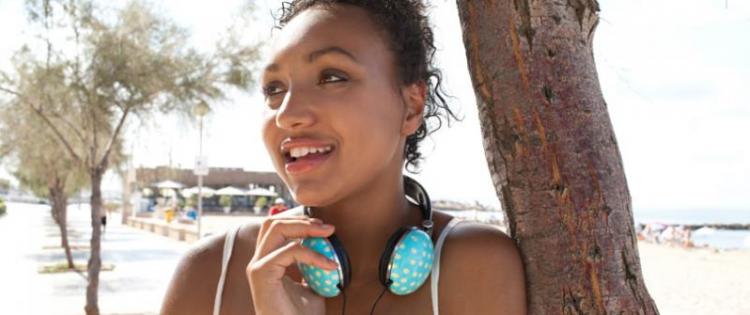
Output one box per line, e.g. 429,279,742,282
379,227,410,287
298,235,351,297
379,227,435,295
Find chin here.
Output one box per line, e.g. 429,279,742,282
291,189,330,207
288,183,333,207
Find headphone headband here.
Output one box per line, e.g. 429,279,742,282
403,176,433,235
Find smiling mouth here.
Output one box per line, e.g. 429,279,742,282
283,145,335,164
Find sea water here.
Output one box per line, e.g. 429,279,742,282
443,209,750,250
633,209,750,225
634,209,750,250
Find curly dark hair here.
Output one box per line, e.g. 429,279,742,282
274,0,460,172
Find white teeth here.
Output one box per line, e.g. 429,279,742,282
288,146,333,159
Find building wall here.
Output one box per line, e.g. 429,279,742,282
135,166,292,204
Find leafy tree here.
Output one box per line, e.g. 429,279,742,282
0,61,95,270
0,1,258,314
455,1,658,313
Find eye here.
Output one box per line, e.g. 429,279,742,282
262,81,285,97
319,70,348,84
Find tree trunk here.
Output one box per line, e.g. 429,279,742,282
121,169,132,224
455,1,658,314
49,184,74,269
85,168,104,315
59,195,74,269
50,187,61,228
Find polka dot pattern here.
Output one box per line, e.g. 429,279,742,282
298,237,342,297
387,229,434,295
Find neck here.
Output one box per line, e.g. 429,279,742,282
307,172,424,289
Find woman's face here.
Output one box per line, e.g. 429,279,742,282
260,5,423,206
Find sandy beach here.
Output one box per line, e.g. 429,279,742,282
637,242,750,315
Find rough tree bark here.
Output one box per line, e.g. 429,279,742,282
455,1,659,314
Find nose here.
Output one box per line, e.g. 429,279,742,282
275,87,316,130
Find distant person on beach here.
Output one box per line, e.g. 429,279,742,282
660,226,676,245
681,227,694,248
162,1,526,314
100,207,107,234
268,198,289,216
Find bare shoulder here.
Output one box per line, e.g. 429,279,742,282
160,223,264,315
439,220,527,314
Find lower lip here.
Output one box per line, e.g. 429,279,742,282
285,151,333,174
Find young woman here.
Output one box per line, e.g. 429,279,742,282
161,1,526,314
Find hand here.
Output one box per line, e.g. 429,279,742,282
247,216,338,315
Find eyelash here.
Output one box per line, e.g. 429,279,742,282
319,70,348,84
262,70,348,98
262,84,283,97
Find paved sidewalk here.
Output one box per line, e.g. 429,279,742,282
0,202,192,315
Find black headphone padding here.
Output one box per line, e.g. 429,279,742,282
327,233,352,290
403,176,432,222
378,226,412,287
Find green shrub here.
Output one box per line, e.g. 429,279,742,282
219,195,232,208
0,198,6,216
254,196,268,209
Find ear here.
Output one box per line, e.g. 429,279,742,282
400,80,427,136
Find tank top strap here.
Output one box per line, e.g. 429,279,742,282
431,217,464,315
213,225,241,315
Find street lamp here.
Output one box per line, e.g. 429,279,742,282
192,100,210,239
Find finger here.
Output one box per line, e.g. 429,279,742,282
255,216,324,249
249,241,338,282
256,219,335,258
268,241,339,270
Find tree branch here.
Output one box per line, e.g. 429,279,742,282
30,104,82,164
0,86,22,97
89,95,99,166
98,103,131,167
1,83,83,165
49,110,87,145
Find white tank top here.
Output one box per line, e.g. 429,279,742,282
212,213,463,315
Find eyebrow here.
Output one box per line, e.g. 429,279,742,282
263,46,359,73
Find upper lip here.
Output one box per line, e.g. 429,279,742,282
280,137,335,156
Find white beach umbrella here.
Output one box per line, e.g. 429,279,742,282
181,186,216,198
153,180,185,189
246,187,278,197
215,186,247,196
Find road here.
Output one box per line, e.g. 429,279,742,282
0,202,191,315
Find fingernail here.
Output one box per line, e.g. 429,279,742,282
320,224,334,229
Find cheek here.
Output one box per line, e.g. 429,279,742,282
337,92,404,155
261,112,281,163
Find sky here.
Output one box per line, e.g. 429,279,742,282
1,0,748,211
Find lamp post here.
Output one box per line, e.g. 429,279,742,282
193,101,210,239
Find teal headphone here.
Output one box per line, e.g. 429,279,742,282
297,176,435,298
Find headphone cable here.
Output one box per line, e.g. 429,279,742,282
338,283,347,315
369,282,390,315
